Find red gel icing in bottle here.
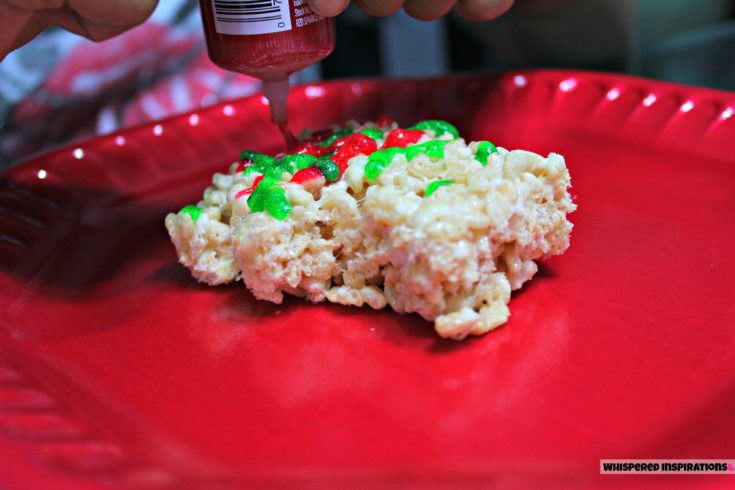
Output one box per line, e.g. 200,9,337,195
199,1,336,147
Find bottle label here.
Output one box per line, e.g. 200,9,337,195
210,0,293,35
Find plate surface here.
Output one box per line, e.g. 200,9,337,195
1,71,734,489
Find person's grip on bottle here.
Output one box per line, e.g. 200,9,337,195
307,0,515,20
0,0,159,60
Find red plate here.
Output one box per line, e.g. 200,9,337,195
1,71,734,489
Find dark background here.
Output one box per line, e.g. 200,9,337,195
318,0,735,91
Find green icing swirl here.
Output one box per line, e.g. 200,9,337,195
240,150,276,168
409,120,459,139
425,179,454,197
360,128,384,142
404,140,449,161
280,154,318,172
315,159,340,182
474,141,498,166
247,177,292,220
365,140,450,180
178,204,201,221
365,147,405,180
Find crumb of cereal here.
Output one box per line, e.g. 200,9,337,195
165,119,576,339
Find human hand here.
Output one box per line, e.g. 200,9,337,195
307,0,515,21
0,0,158,60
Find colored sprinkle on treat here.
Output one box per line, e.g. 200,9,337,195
179,204,202,221
280,154,318,171
240,150,277,168
404,140,449,161
375,115,395,128
365,147,405,180
382,128,424,149
234,175,264,200
166,118,577,341
474,141,498,165
361,128,384,142
410,120,459,139
247,177,292,220
315,158,341,182
425,179,454,197
291,167,324,184
188,120,472,219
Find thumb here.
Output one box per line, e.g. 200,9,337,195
307,0,350,17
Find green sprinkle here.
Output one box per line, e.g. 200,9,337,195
315,159,340,182
410,120,459,139
240,150,277,168
361,128,384,142
321,129,352,147
280,154,317,171
243,165,261,176
264,166,286,181
276,159,299,175
247,182,269,213
178,204,201,221
425,179,454,197
405,140,449,161
263,186,292,220
365,147,404,180
474,141,498,165
247,177,292,220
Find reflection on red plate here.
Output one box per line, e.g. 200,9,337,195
1,71,735,490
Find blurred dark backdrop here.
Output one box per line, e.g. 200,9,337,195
315,0,735,91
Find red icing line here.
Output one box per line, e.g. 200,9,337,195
290,166,324,184
381,129,424,149
234,175,264,199
329,133,378,173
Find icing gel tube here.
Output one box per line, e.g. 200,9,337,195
198,0,336,146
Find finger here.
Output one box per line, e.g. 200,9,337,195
2,0,64,12
306,0,350,17
353,0,403,17
403,0,456,20
455,0,514,20
0,4,39,59
67,0,158,29
34,8,131,42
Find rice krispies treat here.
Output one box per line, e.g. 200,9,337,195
165,119,575,339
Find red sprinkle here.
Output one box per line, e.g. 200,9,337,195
290,166,324,184
332,133,377,153
234,175,264,200
381,129,424,149
376,116,395,129
290,143,331,157
329,134,378,173
328,135,354,151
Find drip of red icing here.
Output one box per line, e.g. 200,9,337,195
278,122,300,150
290,166,324,184
234,175,264,200
381,128,424,149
